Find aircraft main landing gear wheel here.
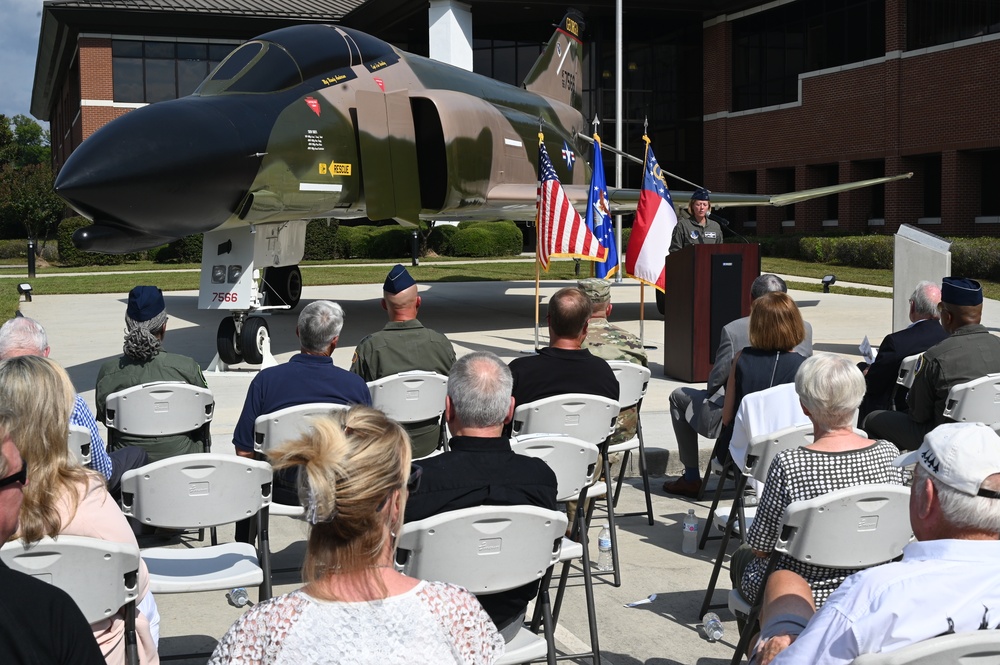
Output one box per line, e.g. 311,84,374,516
262,266,303,309
240,317,269,365
217,317,242,365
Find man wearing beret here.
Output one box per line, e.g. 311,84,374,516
351,265,456,457
578,277,646,447
864,277,1000,450
669,188,723,253
96,285,208,461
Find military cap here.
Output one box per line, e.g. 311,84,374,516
383,264,416,294
126,286,165,322
691,188,711,202
578,278,611,303
895,422,1000,497
941,277,982,306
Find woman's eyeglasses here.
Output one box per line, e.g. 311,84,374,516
0,461,27,489
377,464,423,513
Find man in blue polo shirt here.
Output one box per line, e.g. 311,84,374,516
233,300,371,506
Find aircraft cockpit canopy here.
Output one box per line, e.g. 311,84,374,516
196,25,396,97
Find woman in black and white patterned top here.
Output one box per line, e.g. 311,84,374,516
731,353,907,609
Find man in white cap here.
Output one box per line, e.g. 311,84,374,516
749,421,1000,665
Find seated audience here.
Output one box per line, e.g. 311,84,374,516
351,264,456,457
753,422,1000,665
710,292,808,469
865,277,1000,450
0,316,148,499
0,426,106,664
95,285,208,461
210,406,503,665
730,354,905,613
405,351,558,641
508,287,618,411
665,276,812,497
857,280,947,421
1,355,159,664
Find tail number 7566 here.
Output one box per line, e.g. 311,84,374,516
212,292,240,303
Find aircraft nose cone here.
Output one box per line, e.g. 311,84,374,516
55,97,266,237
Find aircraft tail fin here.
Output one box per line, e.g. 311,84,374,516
523,11,585,113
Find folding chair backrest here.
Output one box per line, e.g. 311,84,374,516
942,373,1000,426
254,402,350,454
510,433,599,503
776,483,912,569
896,353,923,389
607,361,651,410
852,631,1000,664
367,371,448,425
1,535,140,624
105,381,215,436
121,454,273,529
744,423,815,484
398,505,566,594
68,424,92,467
730,383,808,471
512,394,620,446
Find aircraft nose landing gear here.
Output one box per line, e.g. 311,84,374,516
215,313,270,367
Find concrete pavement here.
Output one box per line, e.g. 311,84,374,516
19,278,1000,664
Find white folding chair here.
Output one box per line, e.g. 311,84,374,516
699,422,814,617
397,505,567,665
606,361,654,525
511,394,621,587
1,535,141,665
105,381,215,452
367,371,449,457
852,631,1000,664
511,434,602,664
121,454,274,605
701,384,807,551
254,402,351,519
942,373,1000,428
890,353,923,410
727,484,913,665
68,424,92,467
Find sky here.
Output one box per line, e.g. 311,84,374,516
1,0,45,123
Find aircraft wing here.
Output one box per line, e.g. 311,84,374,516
487,172,912,218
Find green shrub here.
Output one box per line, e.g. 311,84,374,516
369,227,414,259
0,239,30,259
428,224,458,254
755,234,804,259
951,238,1000,281
304,219,340,260
449,221,523,257
152,234,203,263
337,225,375,258
57,217,146,266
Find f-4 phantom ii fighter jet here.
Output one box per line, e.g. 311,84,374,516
55,11,909,365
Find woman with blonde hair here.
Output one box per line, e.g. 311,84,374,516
0,355,159,664
210,405,503,665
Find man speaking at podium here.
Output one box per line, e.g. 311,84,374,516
669,188,724,253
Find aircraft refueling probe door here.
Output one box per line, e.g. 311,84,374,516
355,90,421,224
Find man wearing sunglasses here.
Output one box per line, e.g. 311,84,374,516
0,434,105,663
404,351,557,643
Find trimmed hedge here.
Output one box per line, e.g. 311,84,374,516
428,224,458,254
449,221,523,257
951,238,1000,282
153,234,203,263
57,217,147,266
337,225,375,258
303,219,340,260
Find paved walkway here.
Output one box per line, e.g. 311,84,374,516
19,279,1000,663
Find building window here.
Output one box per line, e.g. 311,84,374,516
732,0,885,112
908,0,1000,50
472,38,543,86
112,40,234,103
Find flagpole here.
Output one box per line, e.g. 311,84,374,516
534,257,540,352
638,131,651,346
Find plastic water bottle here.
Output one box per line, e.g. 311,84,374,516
703,612,724,641
682,509,699,554
596,524,613,571
226,587,253,608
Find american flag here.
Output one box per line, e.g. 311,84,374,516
536,139,608,271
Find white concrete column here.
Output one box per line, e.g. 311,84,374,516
428,0,472,71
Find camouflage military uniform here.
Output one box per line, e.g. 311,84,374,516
583,317,647,445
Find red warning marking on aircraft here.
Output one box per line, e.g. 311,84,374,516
374,77,385,91
304,97,321,116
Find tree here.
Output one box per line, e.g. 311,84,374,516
0,163,64,240
0,115,50,167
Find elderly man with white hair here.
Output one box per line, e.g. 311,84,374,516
750,421,1000,665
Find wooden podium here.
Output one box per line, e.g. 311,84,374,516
662,243,760,382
